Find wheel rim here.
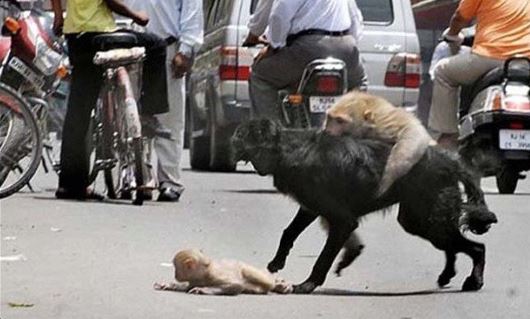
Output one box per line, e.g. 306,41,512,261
0,84,42,198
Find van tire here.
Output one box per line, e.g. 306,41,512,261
189,106,211,170
209,122,236,172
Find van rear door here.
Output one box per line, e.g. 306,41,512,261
357,0,421,111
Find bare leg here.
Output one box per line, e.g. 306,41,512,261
268,207,317,273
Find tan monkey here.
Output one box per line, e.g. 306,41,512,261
153,249,292,295
324,91,435,197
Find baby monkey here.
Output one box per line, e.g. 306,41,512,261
153,249,293,295
324,91,435,197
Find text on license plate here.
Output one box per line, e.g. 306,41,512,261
309,96,338,113
499,129,530,150
8,56,45,89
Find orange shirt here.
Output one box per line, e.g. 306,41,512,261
457,0,530,59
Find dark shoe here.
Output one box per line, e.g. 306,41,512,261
157,187,183,202
55,187,105,201
141,115,173,139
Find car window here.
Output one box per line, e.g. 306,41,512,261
250,0,259,13
204,0,232,32
356,0,394,23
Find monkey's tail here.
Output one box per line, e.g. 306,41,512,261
457,163,498,235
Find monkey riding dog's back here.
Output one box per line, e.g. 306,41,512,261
231,119,497,294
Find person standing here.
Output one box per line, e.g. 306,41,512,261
126,0,204,202
248,0,366,121
428,0,530,149
51,0,169,200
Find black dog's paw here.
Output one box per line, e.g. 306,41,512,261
292,281,318,294
437,269,456,287
462,275,483,291
335,245,364,276
267,259,285,273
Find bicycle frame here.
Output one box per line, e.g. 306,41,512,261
89,47,147,205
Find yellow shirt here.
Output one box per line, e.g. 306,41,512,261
457,0,530,59
63,0,117,34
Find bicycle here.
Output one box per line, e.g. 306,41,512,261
0,83,43,199
87,33,149,206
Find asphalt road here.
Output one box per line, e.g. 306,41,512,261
1,151,529,319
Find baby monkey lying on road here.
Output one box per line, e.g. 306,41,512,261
154,249,292,295
324,91,435,197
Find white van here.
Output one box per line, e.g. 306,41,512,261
188,0,421,171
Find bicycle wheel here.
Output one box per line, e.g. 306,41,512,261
99,91,121,199
0,83,42,199
116,67,145,205
131,136,144,206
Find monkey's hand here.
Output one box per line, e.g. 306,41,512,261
188,285,243,296
153,282,186,291
292,281,318,294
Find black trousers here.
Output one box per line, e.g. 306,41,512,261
58,31,169,193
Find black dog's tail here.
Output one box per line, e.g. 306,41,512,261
458,163,498,234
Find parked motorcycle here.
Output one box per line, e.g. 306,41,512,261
431,36,530,194
0,0,68,197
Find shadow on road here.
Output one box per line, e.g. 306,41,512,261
313,287,462,297
221,189,279,194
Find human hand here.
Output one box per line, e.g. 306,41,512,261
243,32,268,47
172,52,192,78
441,28,464,44
254,45,274,63
133,11,149,26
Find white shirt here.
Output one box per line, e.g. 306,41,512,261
248,0,274,36
267,0,363,49
126,0,204,56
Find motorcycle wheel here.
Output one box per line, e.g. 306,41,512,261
496,166,519,194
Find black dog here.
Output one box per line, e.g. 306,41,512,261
231,119,497,294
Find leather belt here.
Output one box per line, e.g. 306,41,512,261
286,28,350,46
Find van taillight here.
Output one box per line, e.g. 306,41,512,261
384,53,421,88
316,75,341,94
219,65,250,81
219,46,252,81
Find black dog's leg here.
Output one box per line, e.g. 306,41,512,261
293,220,357,294
267,207,317,273
458,237,486,291
437,251,457,287
335,231,364,276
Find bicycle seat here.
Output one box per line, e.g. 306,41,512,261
92,32,139,51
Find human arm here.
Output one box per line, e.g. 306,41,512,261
348,0,364,43
172,0,204,78
102,0,149,26
446,0,476,39
50,0,63,35
244,0,274,46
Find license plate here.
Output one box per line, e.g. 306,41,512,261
8,56,45,89
499,129,530,150
309,96,338,113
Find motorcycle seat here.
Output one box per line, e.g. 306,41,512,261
460,64,530,115
92,32,139,51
